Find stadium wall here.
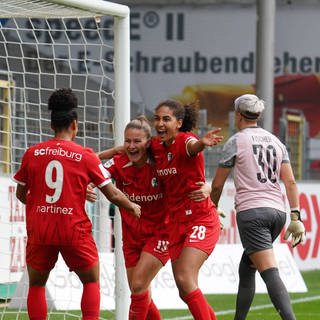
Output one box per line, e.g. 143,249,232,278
1,175,319,286
0,174,314,307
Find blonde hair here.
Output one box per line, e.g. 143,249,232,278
125,115,152,139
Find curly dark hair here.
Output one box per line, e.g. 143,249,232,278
48,88,78,131
154,99,199,132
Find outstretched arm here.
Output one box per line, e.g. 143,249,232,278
187,128,223,156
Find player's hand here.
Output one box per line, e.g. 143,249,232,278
200,128,223,147
283,211,306,248
131,203,141,219
86,183,97,202
188,181,211,201
217,207,226,230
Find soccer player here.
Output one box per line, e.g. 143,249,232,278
13,88,141,320
86,116,212,319
210,94,306,320
151,100,223,320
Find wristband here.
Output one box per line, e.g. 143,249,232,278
290,209,301,221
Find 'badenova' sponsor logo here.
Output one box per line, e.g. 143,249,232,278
124,192,163,202
156,167,177,176
34,147,82,162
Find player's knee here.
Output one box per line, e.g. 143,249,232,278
174,275,196,298
130,278,149,294
238,254,256,287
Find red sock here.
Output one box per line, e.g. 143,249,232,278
27,286,47,320
129,291,149,320
207,301,217,320
183,288,211,320
146,299,161,320
81,282,100,320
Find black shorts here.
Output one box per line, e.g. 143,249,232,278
236,207,286,255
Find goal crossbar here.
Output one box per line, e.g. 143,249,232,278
0,0,129,18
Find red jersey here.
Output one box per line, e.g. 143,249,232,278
103,153,166,235
151,132,216,222
13,138,111,245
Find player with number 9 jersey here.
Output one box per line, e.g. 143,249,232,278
14,138,112,246
13,88,140,320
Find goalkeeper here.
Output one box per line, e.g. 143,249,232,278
210,94,305,320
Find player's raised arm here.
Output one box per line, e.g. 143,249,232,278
187,128,223,156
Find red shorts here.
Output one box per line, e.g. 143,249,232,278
168,213,220,261
123,228,170,268
26,235,99,272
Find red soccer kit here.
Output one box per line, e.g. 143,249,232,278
151,132,220,260
14,138,111,246
104,154,169,267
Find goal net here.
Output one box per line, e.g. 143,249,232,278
0,0,130,319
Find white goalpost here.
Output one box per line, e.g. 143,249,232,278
0,0,130,319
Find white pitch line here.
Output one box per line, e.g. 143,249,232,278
163,295,320,320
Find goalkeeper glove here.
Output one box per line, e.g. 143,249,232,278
217,207,226,230
283,210,306,248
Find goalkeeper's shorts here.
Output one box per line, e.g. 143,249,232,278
236,207,286,255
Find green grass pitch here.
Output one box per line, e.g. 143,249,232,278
0,270,319,319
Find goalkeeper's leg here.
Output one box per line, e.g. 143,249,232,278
234,253,256,320
249,249,296,320
260,268,296,320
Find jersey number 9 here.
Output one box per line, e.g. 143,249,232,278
45,160,63,203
